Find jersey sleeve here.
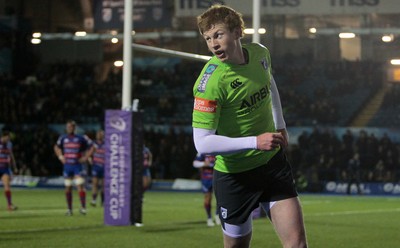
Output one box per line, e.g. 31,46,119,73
56,135,63,148
192,61,225,130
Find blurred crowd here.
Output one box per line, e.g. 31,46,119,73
275,58,384,126
1,56,399,190
289,128,400,191
0,57,389,127
6,122,400,189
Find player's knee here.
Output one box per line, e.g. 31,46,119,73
64,179,73,187
74,177,85,185
223,230,252,248
284,237,308,248
222,215,252,239
282,228,308,248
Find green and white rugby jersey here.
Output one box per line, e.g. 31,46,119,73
192,43,279,173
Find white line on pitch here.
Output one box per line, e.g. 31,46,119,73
306,208,400,217
2,209,67,214
0,225,103,234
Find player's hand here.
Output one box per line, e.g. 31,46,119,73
276,128,289,149
256,132,285,151
58,155,66,164
79,157,88,163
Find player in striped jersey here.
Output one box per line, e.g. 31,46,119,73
87,129,105,207
143,145,153,192
193,153,220,227
54,120,92,216
0,130,18,211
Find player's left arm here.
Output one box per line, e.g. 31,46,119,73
79,135,93,163
79,145,92,163
148,150,153,167
9,148,18,174
270,75,288,148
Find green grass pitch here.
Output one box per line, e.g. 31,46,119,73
1,189,399,247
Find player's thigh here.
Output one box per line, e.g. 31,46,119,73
269,197,306,242
1,173,11,189
92,176,99,185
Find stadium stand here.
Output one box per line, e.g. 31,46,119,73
368,83,400,127
1,59,399,189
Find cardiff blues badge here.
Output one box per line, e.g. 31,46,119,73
260,58,268,70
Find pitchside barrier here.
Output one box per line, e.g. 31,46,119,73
104,110,143,226
5,176,400,196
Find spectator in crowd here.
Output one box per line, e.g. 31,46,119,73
19,163,32,176
154,137,171,179
368,159,387,182
346,152,362,195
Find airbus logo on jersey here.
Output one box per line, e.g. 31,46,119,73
198,64,218,92
230,78,243,89
238,85,269,115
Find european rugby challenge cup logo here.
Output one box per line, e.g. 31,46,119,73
109,116,126,131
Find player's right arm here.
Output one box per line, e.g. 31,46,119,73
193,128,284,155
85,145,96,165
79,135,93,163
270,75,289,148
147,149,153,167
9,145,18,174
193,128,256,155
193,153,209,168
53,139,65,164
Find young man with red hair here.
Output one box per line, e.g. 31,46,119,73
192,5,308,248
